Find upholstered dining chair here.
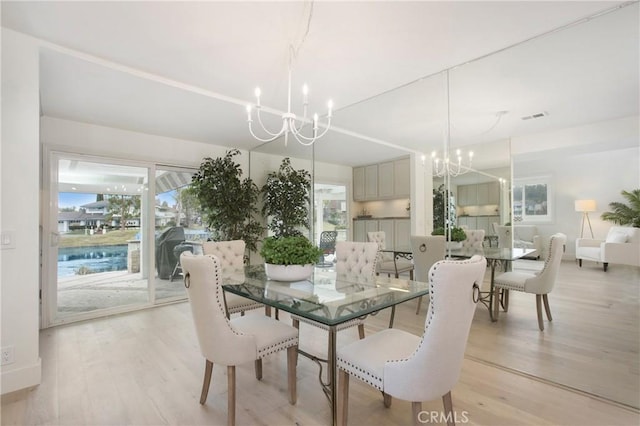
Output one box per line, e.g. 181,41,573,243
336,256,486,426
367,231,414,279
492,233,567,331
180,252,298,426
410,235,445,315
461,229,485,250
202,240,264,316
291,241,379,347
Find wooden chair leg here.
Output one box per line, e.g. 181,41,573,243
542,294,553,321
227,365,236,426
338,370,350,426
412,401,422,426
503,289,510,312
493,286,500,320
200,359,213,404
603,262,608,272
536,294,544,331
442,391,454,426
383,392,392,408
578,259,582,267
292,318,300,329
254,359,262,380
287,345,297,404
357,323,365,340
415,296,423,315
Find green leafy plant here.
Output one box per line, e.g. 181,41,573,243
260,236,323,265
261,157,312,238
601,189,640,228
191,149,265,252
432,226,467,242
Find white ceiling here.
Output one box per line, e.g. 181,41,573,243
2,1,638,168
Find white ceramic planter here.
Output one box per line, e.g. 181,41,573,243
264,263,314,281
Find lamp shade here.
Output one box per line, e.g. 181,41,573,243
575,199,597,212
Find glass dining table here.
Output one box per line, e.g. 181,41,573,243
223,264,430,426
448,247,536,321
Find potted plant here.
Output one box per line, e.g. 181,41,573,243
261,157,312,238
260,236,323,281
191,149,265,252
601,189,640,227
432,226,467,249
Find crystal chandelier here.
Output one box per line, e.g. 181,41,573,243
246,52,333,147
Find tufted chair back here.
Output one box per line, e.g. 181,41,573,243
461,229,485,250
202,240,246,278
524,233,566,295
335,241,379,283
180,252,256,366
383,255,486,401
367,230,393,262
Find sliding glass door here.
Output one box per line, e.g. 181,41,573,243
43,152,199,326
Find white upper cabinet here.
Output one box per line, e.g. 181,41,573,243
353,157,410,201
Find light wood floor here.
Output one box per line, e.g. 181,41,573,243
2,260,639,425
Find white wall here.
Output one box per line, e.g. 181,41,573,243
1,29,42,394
512,116,640,258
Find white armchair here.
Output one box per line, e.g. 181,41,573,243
576,226,640,271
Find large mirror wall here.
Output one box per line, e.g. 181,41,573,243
251,2,639,409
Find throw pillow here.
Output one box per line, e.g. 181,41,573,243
606,231,628,243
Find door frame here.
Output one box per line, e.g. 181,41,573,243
41,147,161,328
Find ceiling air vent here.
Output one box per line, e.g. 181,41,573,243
521,111,549,121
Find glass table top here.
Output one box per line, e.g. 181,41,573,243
223,265,429,326
448,247,536,261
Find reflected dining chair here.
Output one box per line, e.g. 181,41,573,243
493,233,567,331
367,231,414,279
202,240,264,316
180,252,298,426
291,241,379,350
461,229,485,250
336,256,486,426
410,235,445,315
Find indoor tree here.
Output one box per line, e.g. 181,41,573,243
261,157,312,238
191,149,264,252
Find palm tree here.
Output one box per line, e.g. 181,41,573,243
601,189,640,228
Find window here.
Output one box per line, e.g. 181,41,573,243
513,176,553,223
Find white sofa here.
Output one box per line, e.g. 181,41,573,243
576,226,640,271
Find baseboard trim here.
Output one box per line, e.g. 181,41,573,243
1,358,42,395
465,354,640,413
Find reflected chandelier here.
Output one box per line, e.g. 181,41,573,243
246,50,333,147
429,69,473,177
430,149,474,177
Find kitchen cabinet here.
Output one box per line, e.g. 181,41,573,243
457,215,499,236
353,218,410,248
457,182,500,207
353,157,410,201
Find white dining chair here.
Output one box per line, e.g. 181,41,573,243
410,235,445,314
202,240,264,316
291,241,379,345
367,231,414,279
336,256,486,426
493,233,567,331
180,252,299,426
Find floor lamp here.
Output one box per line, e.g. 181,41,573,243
575,199,596,238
